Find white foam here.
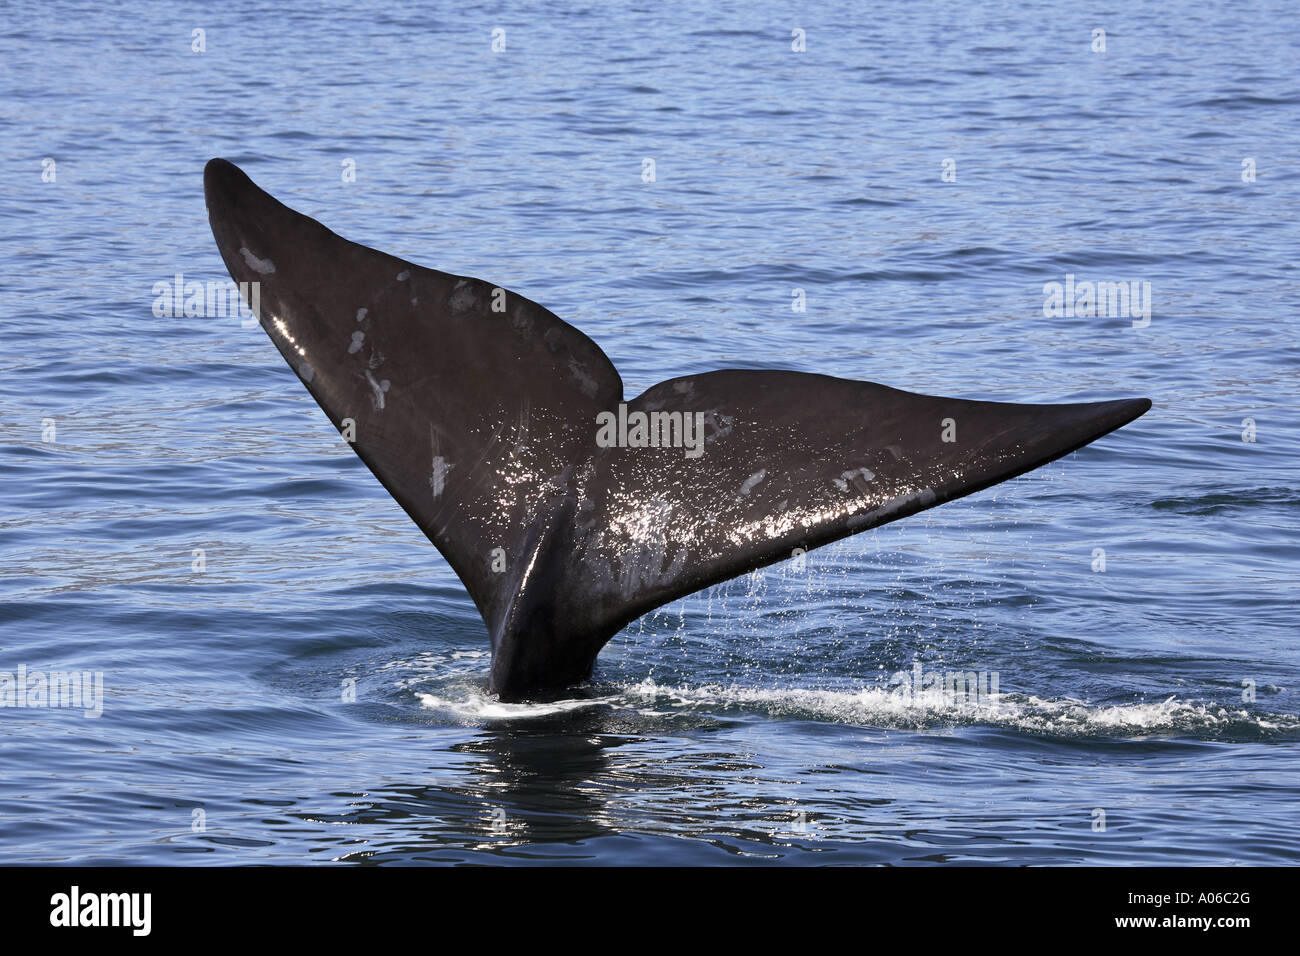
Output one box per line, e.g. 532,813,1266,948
403,664,1296,736
617,680,1294,735
416,690,604,720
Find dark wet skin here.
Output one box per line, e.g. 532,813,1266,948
204,158,1150,701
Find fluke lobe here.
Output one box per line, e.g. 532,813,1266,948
203,158,1150,701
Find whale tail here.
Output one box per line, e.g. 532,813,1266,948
204,158,1151,700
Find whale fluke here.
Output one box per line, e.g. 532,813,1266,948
204,158,1151,701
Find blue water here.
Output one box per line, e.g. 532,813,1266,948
1,1,1298,864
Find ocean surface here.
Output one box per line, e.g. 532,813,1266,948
1,1,1297,864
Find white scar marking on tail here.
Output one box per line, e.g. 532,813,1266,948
430,456,454,497
740,469,766,495
365,370,390,409
349,331,364,354
355,308,368,322
396,270,410,281
239,247,276,274
832,467,875,491
846,487,937,531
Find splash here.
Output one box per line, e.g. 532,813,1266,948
616,680,1299,738
415,688,605,721
410,669,1298,739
